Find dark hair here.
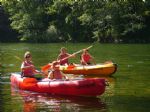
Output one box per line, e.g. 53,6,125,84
25,54,31,58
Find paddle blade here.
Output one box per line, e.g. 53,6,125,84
41,64,51,72
67,65,75,70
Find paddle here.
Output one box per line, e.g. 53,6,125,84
60,45,93,62
41,45,93,72
14,55,23,61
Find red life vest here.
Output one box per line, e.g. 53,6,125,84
22,61,34,77
82,54,91,63
52,69,63,79
59,53,69,65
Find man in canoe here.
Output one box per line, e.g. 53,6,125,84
48,61,69,80
57,47,75,65
80,49,96,65
21,51,43,78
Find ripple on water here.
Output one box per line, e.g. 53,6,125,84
136,61,144,64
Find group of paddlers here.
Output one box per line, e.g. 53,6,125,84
21,47,96,80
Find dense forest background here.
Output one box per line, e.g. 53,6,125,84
0,0,150,43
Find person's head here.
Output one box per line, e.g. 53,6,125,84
60,47,67,54
51,61,59,69
24,51,32,60
83,49,88,54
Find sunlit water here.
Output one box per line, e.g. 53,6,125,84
0,43,150,112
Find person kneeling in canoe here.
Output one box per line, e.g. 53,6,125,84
80,49,96,65
48,61,69,80
21,51,44,79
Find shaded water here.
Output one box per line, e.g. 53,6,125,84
0,43,150,112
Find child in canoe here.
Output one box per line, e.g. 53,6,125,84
21,51,44,78
80,49,96,65
48,61,69,80
41,47,75,74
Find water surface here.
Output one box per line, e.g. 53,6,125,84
0,43,150,112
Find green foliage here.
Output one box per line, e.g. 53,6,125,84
0,1,18,42
45,25,60,42
0,0,150,43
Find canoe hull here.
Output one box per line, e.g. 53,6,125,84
60,62,117,76
10,73,106,97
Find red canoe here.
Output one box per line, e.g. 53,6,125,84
10,73,106,97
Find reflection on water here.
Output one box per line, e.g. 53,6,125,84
85,75,116,96
104,77,116,97
11,87,107,112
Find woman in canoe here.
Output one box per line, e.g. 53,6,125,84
57,47,75,65
48,61,69,80
21,51,43,78
80,49,96,65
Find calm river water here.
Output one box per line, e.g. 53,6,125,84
0,43,150,112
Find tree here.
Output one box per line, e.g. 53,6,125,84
0,2,18,42
1,0,150,43
2,0,50,42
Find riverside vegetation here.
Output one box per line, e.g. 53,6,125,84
0,0,150,43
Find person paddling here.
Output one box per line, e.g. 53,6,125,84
21,51,43,78
57,47,75,65
80,49,96,65
48,61,69,80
